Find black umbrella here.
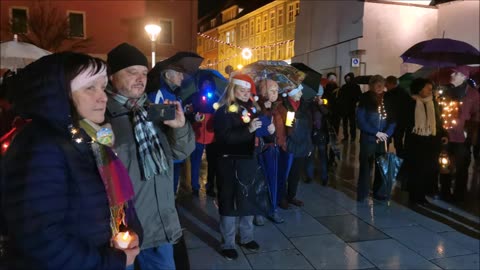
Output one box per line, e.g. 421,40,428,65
375,142,403,200
146,51,204,94
353,75,372,85
291,62,322,91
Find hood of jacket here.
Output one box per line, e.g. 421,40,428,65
8,53,72,131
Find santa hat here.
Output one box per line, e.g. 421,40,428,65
231,74,258,101
282,84,303,97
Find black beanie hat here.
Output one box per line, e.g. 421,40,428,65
107,43,148,74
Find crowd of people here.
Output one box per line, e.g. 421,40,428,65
0,43,479,269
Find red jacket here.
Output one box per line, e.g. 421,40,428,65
192,113,215,144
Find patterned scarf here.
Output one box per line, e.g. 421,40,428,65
79,119,134,236
107,89,169,179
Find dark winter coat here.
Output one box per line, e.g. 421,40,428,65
384,86,411,128
214,103,260,216
337,78,362,116
357,91,396,144
1,53,140,269
283,98,314,157
184,90,219,145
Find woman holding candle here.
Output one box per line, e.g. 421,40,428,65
214,74,266,260
356,75,396,202
0,52,141,269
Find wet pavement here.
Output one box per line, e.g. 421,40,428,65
175,139,479,269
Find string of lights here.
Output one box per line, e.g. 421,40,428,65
197,32,294,50
200,54,238,68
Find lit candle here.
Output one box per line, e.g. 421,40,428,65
114,231,132,249
285,111,295,127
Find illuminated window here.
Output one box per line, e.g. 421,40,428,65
11,7,28,34
210,18,216,28
68,11,85,38
269,30,275,43
287,4,294,24
256,16,261,33
277,7,284,26
270,10,276,29
263,13,268,32
249,19,254,35
226,32,230,43
270,48,275,60
263,48,268,60
295,2,300,16
277,28,283,41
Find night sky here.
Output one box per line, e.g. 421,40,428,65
199,0,228,18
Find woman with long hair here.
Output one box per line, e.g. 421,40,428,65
214,74,266,260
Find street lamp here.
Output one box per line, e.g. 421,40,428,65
144,24,161,68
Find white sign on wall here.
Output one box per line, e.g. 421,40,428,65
351,58,360,67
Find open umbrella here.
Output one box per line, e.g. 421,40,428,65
178,68,228,101
146,51,204,94
1,35,51,69
291,62,322,92
400,38,480,67
375,142,403,200
239,60,306,93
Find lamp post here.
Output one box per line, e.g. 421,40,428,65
144,24,161,68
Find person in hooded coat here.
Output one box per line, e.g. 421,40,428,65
0,52,142,269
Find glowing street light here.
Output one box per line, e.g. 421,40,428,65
144,24,161,68
241,48,252,60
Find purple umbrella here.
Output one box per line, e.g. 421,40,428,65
400,38,480,67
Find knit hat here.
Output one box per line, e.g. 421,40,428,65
107,43,148,74
231,74,257,99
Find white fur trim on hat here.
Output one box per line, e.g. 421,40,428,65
71,67,107,92
287,84,303,97
232,78,251,89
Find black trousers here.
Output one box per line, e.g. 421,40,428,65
406,135,439,202
357,142,385,201
342,111,356,140
205,142,218,192
393,126,407,158
440,142,468,200
286,157,306,201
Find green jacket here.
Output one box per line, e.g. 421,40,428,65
106,98,195,249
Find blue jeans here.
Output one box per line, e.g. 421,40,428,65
189,143,205,192
125,244,175,270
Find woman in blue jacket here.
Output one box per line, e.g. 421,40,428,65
1,52,142,269
356,75,396,202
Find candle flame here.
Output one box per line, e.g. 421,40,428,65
122,231,130,240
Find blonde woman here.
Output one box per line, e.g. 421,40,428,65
213,74,270,260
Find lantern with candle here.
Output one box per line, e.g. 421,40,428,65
438,150,450,174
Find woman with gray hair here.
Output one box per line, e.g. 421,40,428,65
356,75,396,202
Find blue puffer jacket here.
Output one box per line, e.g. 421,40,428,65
356,92,396,144
0,53,141,269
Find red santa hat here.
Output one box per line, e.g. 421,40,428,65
231,74,258,101
282,84,304,97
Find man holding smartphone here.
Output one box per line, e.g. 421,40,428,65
147,65,189,194
105,43,195,269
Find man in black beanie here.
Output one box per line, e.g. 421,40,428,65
105,42,195,269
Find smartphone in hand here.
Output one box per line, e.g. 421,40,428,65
147,104,176,122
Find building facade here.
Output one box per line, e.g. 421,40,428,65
0,0,198,64
293,0,479,84
197,0,300,75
